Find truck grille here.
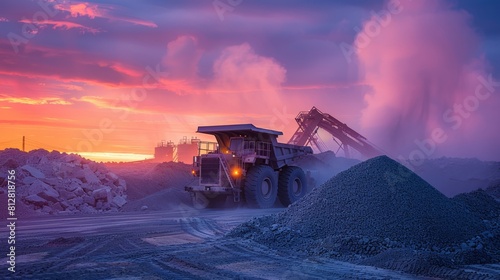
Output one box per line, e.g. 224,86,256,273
200,157,220,185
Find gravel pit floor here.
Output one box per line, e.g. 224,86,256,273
0,208,447,280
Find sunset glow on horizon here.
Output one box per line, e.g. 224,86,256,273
77,152,154,163
1,0,500,162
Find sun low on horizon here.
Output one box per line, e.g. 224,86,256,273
1,0,500,163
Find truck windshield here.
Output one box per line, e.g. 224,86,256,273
229,137,244,152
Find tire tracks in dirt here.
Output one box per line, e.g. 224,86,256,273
0,210,477,279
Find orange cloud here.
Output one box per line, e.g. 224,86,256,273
75,95,152,114
76,95,120,109
0,119,79,128
0,95,72,105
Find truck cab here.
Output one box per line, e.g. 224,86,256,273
185,124,313,209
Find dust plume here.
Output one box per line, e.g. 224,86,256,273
358,0,500,161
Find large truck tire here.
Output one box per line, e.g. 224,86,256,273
278,166,307,206
192,193,227,209
244,165,278,208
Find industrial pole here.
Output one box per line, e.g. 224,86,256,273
22,136,25,151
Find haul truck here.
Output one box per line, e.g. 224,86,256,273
185,124,313,209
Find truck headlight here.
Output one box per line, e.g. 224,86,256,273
232,168,241,177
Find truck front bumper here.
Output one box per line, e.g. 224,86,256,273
184,185,233,194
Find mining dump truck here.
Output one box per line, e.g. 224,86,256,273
185,124,313,209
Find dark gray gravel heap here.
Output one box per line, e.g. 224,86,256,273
486,180,500,200
280,156,485,247
453,189,500,221
229,156,490,251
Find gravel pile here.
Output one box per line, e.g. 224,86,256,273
485,180,500,200
0,149,127,217
453,189,500,221
358,248,494,279
106,161,194,211
105,161,192,199
282,156,485,246
227,156,500,273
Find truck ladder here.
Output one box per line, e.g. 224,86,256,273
219,155,241,202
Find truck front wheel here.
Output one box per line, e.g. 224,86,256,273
244,166,278,208
278,166,307,206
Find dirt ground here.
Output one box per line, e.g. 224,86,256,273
0,208,446,280
1,153,499,279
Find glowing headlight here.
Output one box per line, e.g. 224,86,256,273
232,168,241,177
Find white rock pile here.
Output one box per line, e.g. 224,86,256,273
0,149,127,215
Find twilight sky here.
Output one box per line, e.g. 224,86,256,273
1,0,499,161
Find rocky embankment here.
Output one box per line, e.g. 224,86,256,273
0,149,127,216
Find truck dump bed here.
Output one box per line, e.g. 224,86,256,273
197,124,313,169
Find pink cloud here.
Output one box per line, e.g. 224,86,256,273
114,17,157,28
19,19,99,33
0,41,143,88
64,2,100,18
55,1,157,28
211,43,286,94
154,39,287,97
46,83,84,92
358,0,500,160
163,35,202,79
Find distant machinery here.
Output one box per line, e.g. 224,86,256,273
154,140,175,162
154,137,218,163
177,137,201,163
288,106,382,158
